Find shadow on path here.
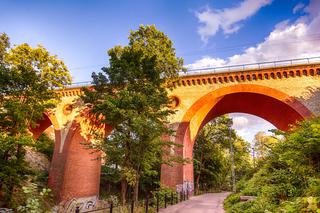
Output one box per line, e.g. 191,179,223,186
159,192,231,213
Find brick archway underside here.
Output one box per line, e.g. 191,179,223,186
161,84,312,190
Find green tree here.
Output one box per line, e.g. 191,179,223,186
193,116,252,194
81,25,184,205
34,133,55,160
253,131,278,161
0,33,71,206
224,117,320,212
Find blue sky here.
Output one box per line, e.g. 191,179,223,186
1,0,319,142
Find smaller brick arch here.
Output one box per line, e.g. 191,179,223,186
289,71,295,77
283,72,288,78
270,72,275,79
212,78,217,83
277,72,282,78
252,74,257,80
310,69,315,76
224,76,228,83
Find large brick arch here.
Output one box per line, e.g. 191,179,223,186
161,84,312,190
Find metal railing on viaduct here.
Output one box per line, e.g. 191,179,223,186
66,56,320,88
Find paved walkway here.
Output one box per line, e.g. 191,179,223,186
159,192,231,213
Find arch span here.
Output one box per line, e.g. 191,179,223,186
30,112,60,139
161,84,312,190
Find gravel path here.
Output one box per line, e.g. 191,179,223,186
159,192,231,213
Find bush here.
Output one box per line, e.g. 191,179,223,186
34,133,54,160
305,178,320,197
224,117,320,212
224,193,240,209
16,183,53,213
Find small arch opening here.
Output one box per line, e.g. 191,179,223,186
270,73,275,79
252,74,257,80
303,70,308,76
283,72,287,78
310,69,315,76
202,79,207,84
276,72,282,79
289,71,294,77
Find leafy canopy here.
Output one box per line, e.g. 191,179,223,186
0,32,71,206
194,116,252,192
82,25,184,203
224,117,320,212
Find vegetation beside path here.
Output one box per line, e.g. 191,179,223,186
224,117,320,212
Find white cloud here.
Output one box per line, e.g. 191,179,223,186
195,0,272,43
232,116,249,130
293,3,305,14
185,57,226,69
230,113,276,142
188,0,320,69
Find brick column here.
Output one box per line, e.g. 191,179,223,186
48,121,101,202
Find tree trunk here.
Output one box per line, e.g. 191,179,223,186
196,173,201,195
133,175,140,203
120,178,127,206
196,149,204,195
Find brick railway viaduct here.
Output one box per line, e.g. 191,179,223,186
30,60,320,204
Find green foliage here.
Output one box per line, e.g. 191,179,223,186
81,25,183,204
224,117,320,212
34,133,55,160
253,131,278,160
17,183,52,213
0,133,33,205
223,194,240,209
193,116,253,193
0,32,71,206
151,185,176,208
